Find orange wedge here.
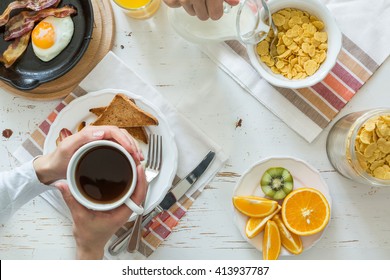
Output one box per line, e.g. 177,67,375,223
233,196,279,218
282,188,330,236
273,213,303,255
246,205,281,238
262,220,281,260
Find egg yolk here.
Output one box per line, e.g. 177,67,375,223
32,21,55,49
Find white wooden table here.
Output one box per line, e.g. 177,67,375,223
1,4,390,260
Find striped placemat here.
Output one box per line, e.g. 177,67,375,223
202,33,382,142
115,179,202,257
232,34,378,134
18,88,85,159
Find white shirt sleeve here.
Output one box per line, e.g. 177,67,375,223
0,159,52,224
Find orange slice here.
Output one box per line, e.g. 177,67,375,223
233,196,279,218
262,220,281,260
246,205,281,238
282,188,330,236
273,213,303,255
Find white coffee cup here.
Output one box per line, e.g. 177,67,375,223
66,140,143,214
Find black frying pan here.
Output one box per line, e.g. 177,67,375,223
0,0,93,90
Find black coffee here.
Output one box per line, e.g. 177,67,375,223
75,146,133,204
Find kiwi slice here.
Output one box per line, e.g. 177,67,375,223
260,167,294,200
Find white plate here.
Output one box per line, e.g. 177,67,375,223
44,89,178,220
233,157,332,257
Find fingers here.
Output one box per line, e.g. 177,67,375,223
171,0,228,21
164,0,182,8
205,0,224,20
120,128,144,162
55,181,81,214
99,126,143,163
181,1,196,16
59,125,142,163
110,203,133,225
192,0,209,21
58,126,105,154
131,165,148,206
225,0,240,6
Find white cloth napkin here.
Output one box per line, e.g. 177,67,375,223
323,0,390,64
13,51,228,258
201,0,390,142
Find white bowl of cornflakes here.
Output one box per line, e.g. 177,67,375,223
247,0,342,89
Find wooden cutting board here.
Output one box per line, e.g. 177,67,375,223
0,0,115,100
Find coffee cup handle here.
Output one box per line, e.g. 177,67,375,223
124,198,144,215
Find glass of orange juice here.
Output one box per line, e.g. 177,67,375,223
112,0,161,20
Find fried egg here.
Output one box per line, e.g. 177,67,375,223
32,16,74,62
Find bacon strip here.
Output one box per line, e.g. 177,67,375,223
0,31,32,68
4,5,77,41
0,0,61,27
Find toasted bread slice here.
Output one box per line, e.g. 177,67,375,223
89,96,151,144
90,107,149,144
123,127,148,144
89,107,106,116
91,94,158,127
89,97,136,116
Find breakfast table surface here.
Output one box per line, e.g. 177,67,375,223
1,3,390,260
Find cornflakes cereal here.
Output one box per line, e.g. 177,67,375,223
303,60,318,76
354,114,390,180
257,41,270,56
257,8,328,80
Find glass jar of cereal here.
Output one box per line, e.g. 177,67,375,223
326,108,390,187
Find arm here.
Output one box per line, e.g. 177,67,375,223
0,159,49,224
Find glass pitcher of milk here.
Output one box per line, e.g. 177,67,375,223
167,0,271,45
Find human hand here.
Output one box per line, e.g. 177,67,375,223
163,0,240,21
56,164,148,260
33,125,143,185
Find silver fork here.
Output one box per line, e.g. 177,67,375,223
127,134,162,252
108,134,162,256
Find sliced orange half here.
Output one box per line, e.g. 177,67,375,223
246,205,281,238
262,220,281,260
273,213,303,255
282,188,330,236
233,196,279,218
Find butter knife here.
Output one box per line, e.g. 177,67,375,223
139,151,216,229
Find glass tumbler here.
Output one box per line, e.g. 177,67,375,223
112,0,161,20
326,108,390,187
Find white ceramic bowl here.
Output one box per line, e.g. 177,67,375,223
247,0,342,89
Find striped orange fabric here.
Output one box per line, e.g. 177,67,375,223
322,74,354,101
226,34,379,130
295,87,338,120
337,50,371,82
118,189,202,257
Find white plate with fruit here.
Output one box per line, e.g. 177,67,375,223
232,157,332,259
